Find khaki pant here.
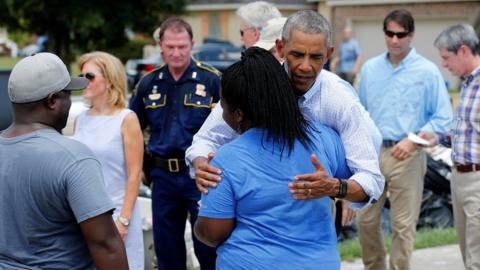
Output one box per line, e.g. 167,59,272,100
356,147,426,270
451,169,480,270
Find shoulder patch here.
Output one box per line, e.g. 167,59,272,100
196,61,221,76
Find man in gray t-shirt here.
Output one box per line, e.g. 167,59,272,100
0,53,128,269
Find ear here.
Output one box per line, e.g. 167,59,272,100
233,108,247,133
44,92,58,110
326,47,335,60
254,27,262,40
276,39,285,58
458,44,470,57
233,108,244,124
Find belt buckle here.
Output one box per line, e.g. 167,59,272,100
168,158,180,173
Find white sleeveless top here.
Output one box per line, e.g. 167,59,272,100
73,108,144,270
74,109,131,207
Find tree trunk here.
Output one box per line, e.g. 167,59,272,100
46,25,74,72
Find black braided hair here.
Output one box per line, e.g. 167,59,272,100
221,47,316,157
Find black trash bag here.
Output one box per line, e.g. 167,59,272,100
424,156,452,196
336,199,391,241
417,189,453,229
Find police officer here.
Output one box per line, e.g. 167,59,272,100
129,17,219,270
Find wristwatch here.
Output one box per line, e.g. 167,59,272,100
118,216,130,227
336,178,348,199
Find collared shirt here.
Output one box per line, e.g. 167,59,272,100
451,66,480,164
358,48,453,141
186,69,384,210
339,38,361,73
129,59,220,157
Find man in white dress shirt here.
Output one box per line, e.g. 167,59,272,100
187,11,383,215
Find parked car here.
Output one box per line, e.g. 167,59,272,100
0,69,12,131
125,53,163,91
125,42,242,91
191,43,242,72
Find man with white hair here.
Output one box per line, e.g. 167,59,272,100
236,1,281,48
253,17,287,61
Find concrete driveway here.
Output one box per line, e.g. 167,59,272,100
341,244,464,270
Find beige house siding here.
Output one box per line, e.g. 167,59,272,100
183,2,316,47
329,1,480,89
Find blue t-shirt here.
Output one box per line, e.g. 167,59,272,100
199,124,351,270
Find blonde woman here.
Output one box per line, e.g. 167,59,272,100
73,51,144,269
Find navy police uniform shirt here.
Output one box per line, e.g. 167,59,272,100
129,58,220,157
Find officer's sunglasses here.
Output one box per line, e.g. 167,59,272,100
384,30,410,39
78,72,96,81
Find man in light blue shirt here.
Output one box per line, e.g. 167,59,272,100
331,26,362,85
356,9,453,270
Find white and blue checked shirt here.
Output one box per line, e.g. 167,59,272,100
452,66,480,164
186,70,384,210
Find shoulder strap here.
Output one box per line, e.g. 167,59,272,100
196,61,221,76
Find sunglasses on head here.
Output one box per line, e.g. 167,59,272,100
78,72,96,81
384,30,410,39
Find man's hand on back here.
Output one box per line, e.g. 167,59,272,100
193,153,222,194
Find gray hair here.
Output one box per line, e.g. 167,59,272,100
282,10,332,47
434,23,480,55
236,1,281,28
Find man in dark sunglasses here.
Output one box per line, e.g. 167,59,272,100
356,9,453,270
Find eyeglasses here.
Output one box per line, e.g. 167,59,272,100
78,72,96,81
384,30,410,39
239,26,261,37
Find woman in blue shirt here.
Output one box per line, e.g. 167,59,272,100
194,47,362,269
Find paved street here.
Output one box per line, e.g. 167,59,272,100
341,244,464,270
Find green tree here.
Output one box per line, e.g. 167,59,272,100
0,0,185,66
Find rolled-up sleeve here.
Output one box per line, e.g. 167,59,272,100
337,103,384,210
312,80,385,210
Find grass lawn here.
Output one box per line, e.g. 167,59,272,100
0,57,20,69
339,227,458,262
